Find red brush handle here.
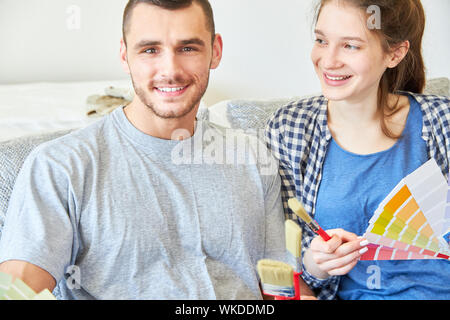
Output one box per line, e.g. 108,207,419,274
275,296,291,300
293,272,301,300
317,226,332,241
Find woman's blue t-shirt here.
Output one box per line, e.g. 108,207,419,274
314,95,450,300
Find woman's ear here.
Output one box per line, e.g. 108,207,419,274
387,40,410,68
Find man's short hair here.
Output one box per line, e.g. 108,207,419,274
122,0,216,46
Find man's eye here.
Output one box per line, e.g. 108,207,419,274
144,48,157,54
181,47,195,52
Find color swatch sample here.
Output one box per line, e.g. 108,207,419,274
0,272,12,297
0,272,56,300
359,243,437,261
445,170,450,244
361,159,450,261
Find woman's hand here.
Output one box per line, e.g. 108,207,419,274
304,229,369,279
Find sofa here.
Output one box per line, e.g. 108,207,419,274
0,77,449,239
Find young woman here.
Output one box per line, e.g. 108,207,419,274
265,0,450,300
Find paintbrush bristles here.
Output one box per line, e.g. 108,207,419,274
285,220,302,258
288,198,312,224
257,259,293,287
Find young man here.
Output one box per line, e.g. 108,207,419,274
0,0,287,299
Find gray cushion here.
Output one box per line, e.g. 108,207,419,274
424,77,450,96
226,97,306,130
226,78,449,131
0,130,73,239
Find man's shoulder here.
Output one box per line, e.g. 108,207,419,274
29,117,110,164
201,120,263,151
203,121,280,177
202,120,267,148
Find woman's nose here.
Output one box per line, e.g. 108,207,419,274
321,46,344,70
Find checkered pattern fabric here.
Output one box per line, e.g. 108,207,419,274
265,92,450,300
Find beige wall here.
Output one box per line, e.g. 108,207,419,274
0,0,448,105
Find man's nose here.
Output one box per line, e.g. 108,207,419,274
159,52,182,80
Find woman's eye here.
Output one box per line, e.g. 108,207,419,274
315,38,326,45
345,44,360,50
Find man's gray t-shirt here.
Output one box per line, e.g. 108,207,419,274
0,107,286,300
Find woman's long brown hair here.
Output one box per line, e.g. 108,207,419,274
315,0,426,138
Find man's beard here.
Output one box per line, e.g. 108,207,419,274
131,74,209,120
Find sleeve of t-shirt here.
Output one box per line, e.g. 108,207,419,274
258,150,289,263
0,145,75,283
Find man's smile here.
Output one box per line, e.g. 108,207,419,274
154,85,189,97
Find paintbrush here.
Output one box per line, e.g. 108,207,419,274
288,198,331,241
257,259,295,300
285,219,302,300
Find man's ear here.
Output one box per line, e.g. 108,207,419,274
210,33,223,70
120,38,131,74
387,40,410,69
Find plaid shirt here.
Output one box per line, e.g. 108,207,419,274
265,93,450,300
